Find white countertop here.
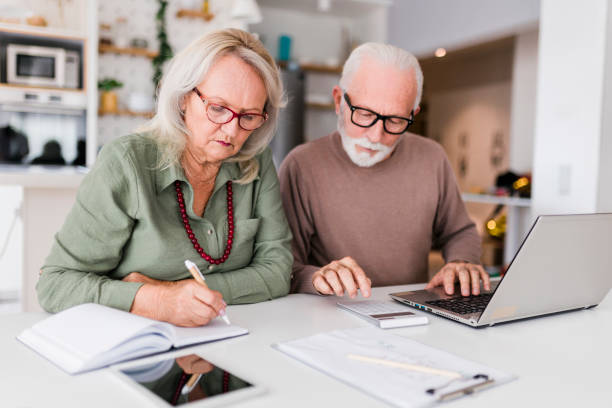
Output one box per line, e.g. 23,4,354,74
0,164,88,188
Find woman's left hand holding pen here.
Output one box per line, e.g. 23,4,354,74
123,272,226,327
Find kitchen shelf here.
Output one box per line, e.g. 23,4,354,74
0,83,84,93
461,193,532,207
277,60,343,74
0,22,86,40
306,102,335,110
98,109,154,118
176,9,215,21
300,63,343,74
98,44,158,59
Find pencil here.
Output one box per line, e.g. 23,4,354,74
184,259,231,325
347,354,462,379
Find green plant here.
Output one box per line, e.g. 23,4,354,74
98,78,124,92
153,0,173,89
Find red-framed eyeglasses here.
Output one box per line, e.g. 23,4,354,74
192,88,267,131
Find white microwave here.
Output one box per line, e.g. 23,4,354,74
6,44,79,89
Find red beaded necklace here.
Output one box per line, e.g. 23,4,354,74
174,180,234,265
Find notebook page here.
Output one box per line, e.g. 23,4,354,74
18,327,86,374
85,329,172,371
26,303,168,361
172,318,248,348
274,327,515,408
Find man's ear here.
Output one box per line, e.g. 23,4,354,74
413,106,421,116
332,86,343,114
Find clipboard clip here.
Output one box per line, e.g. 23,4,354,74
426,374,495,401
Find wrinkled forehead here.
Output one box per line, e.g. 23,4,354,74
198,54,267,111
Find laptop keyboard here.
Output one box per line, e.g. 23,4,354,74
426,293,493,315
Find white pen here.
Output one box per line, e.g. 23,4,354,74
184,259,231,325
347,354,462,379
181,373,202,395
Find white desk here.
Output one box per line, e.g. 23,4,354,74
1,284,610,407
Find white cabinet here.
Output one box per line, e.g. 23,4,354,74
0,0,99,165
0,1,98,311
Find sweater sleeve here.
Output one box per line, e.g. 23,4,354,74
36,141,143,313
432,153,482,264
278,152,320,294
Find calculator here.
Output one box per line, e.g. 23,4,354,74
337,300,429,329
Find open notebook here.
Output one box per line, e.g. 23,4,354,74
17,303,248,374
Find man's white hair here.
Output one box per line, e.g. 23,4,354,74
339,42,423,111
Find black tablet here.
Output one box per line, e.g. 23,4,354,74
114,353,265,407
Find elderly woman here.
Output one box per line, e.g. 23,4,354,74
37,29,292,327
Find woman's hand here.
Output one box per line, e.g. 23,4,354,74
176,354,215,374
125,273,226,327
123,271,170,286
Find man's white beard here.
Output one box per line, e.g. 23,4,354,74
338,115,399,168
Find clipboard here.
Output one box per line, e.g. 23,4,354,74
345,353,497,402
273,328,515,408
426,373,495,401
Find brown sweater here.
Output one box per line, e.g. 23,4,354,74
279,132,482,294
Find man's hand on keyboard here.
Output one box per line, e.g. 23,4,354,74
425,261,491,296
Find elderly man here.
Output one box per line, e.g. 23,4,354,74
279,42,490,298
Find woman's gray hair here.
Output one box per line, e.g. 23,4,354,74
339,42,423,111
139,28,285,184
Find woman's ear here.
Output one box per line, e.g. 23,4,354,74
179,94,188,116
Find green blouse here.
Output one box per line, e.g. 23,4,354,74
37,133,292,312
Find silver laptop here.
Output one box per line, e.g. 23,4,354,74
390,214,612,327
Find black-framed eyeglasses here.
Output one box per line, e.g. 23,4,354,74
192,88,268,131
343,92,414,135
